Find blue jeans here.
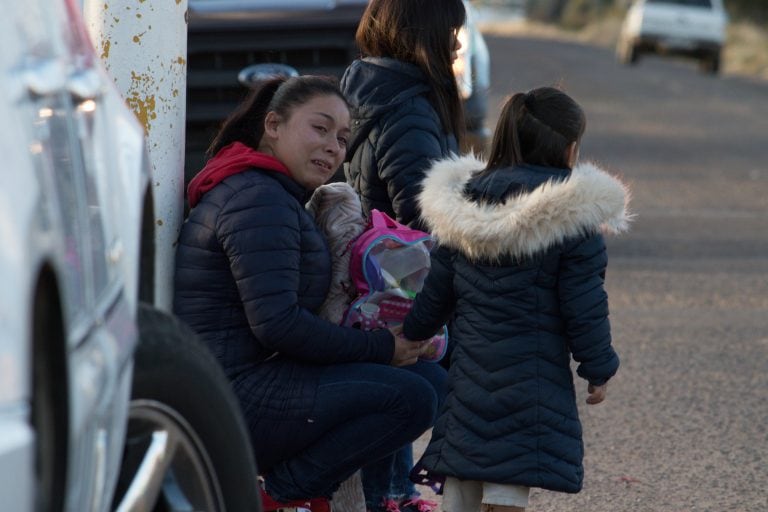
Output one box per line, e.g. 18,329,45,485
263,361,445,502
362,361,448,509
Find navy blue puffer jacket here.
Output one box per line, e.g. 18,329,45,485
341,57,458,229
403,155,631,493
174,165,394,424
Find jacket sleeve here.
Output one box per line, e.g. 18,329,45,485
376,108,447,230
403,245,456,340
218,184,394,365
558,232,619,385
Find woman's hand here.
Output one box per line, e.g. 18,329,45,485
586,383,607,405
388,326,427,367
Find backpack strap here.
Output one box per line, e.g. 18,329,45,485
370,209,400,230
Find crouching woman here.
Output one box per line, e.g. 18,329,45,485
173,75,441,509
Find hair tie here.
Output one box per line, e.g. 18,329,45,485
523,92,536,111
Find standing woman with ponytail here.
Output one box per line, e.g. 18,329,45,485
402,87,632,512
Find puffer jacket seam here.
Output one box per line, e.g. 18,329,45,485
535,263,543,489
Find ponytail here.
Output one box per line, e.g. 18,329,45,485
206,77,286,159
484,92,526,172
478,87,586,177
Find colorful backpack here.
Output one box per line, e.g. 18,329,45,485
342,209,447,362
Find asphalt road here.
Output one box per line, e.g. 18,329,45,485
416,35,768,512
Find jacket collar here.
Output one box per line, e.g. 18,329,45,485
418,154,632,260
186,142,292,207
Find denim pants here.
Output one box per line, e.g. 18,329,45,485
362,361,448,509
263,361,446,502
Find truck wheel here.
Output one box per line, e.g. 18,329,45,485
699,53,720,75
617,39,639,65
112,304,261,511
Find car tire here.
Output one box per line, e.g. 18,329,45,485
699,53,720,75
112,303,261,512
31,286,67,512
617,38,640,66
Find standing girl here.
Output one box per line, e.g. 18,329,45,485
403,87,631,512
340,1,467,509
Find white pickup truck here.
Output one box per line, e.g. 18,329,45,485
617,0,728,74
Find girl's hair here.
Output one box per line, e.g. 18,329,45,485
482,86,586,174
206,75,349,159
355,0,466,143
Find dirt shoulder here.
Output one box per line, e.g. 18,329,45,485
477,15,768,82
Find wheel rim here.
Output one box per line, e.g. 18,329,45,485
114,399,225,512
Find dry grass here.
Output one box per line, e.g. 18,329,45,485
723,21,768,80
477,15,768,82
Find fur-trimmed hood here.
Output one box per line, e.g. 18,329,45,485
418,154,632,260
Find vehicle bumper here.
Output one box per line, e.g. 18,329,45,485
634,34,721,57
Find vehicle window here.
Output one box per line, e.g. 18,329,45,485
645,0,712,7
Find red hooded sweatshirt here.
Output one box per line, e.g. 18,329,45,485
186,142,292,208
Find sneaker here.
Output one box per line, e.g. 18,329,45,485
379,498,403,512
400,498,438,512
308,497,332,512
371,497,438,512
260,489,331,512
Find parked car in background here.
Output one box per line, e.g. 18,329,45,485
617,0,727,74
185,0,491,183
0,0,260,510
454,0,492,153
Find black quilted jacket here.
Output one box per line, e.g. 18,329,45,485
403,155,630,493
341,57,459,229
174,168,394,423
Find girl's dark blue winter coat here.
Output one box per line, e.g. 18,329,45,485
341,57,458,229
403,155,631,493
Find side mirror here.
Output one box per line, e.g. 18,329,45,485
237,63,299,88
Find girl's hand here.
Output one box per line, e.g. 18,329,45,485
586,383,607,405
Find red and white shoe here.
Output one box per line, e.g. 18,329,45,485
400,498,438,512
260,489,331,512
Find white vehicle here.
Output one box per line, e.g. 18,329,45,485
617,0,727,74
0,0,260,510
455,0,492,152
